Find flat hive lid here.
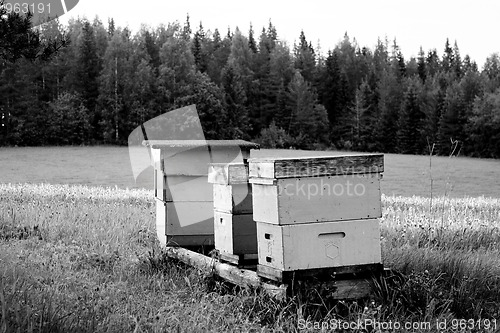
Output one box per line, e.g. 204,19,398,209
144,140,260,150
249,153,384,179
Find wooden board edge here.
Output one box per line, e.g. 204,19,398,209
249,154,384,179
208,164,249,185
164,247,287,300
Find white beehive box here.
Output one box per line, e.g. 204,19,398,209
249,154,384,276
251,174,381,224
249,154,384,225
146,140,260,247
214,211,256,255
155,199,214,247
208,163,257,258
256,219,382,272
155,171,213,202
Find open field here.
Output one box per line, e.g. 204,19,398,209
1,184,500,332
1,146,499,197
1,147,500,331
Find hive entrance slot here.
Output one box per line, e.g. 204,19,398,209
318,232,346,239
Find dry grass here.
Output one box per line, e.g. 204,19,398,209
1,183,500,332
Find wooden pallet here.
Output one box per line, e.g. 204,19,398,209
257,263,384,283
163,246,385,300
257,263,385,300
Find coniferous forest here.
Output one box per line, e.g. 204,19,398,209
1,14,500,158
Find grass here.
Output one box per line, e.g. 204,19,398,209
1,183,500,332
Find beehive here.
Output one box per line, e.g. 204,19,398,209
256,218,381,271
208,163,257,263
146,140,259,247
248,154,384,278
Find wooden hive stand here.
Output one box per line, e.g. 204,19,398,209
248,154,385,297
208,163,258,267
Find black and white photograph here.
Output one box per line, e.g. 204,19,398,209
1,0,500,332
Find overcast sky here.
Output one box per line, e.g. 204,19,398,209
60,0,499,69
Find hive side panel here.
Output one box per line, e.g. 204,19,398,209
214,211,234,254
257,222,284,270
252,184,279,223
213,184,252,214
280,219,382,271
276,174,381,224
214,212,257,254
166,202,214,235
155,198,167,246
165,175,212,202
162,147,211,175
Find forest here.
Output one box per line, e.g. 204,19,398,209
1,13,500,158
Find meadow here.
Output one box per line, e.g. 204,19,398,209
1,146,499,197
1,147,500,332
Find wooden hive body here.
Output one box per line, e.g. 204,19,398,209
256,219,382,272
208,163,257,262
146,140,259,247
248,154,384,276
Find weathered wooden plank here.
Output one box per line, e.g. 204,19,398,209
219,252,258,267
213,184,253,214
249,154,384,179
208,163,249,185
257,263,384,282
256,219,382,272
252,174,382,225
256,265,374,299
214,212,257,255
164,246,287,300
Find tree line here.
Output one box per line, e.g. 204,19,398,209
1,14,500,158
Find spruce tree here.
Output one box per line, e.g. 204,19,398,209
417,47,426,82
397,81,424,154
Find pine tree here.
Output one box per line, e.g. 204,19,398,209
182,14,191,40
417,47,426,82
375,69,402,152
248,24,257,53
397,81,424,154
221,63,250,139
442,39,453,73
452,41,463,78
318,50,349,143
192,22,207,72
294,31,316,83
286,71,328,148
205,28,231,85
426,49,440,77
437,83,466,155
77,21,100,139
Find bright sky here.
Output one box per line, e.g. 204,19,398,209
61,0,500,68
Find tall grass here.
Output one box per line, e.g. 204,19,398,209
380,195,500,319
1,183,500,332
